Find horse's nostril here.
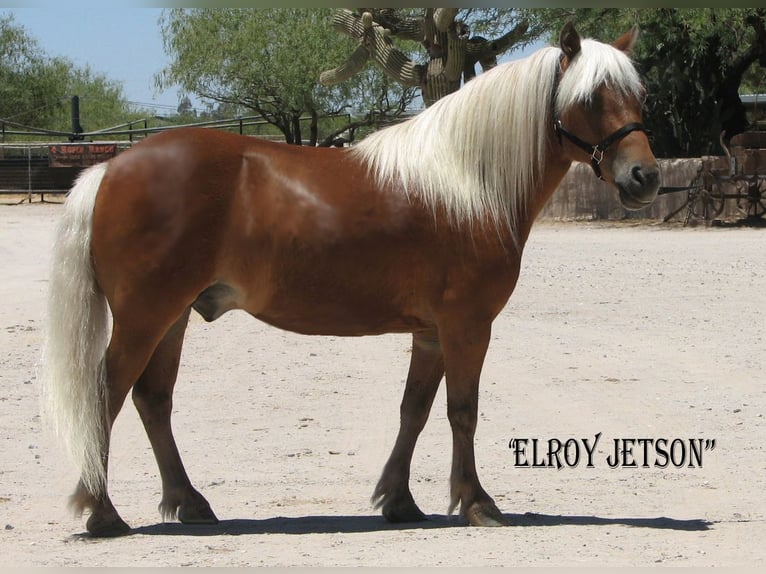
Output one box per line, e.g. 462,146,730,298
632,165,645,185
632,165,660,189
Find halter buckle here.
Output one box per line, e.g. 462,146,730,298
590,147,604,165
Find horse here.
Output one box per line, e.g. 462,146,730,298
40,22,659,537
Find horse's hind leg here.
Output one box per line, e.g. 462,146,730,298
69,323,168,537
130,307,218,525
71,476,128,537
373,330,444,522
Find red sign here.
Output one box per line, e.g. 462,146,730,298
48,144,117,168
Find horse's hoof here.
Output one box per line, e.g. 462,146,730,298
85,513,132,537
381,495,428,523
464,502,509,527
178,503,219,525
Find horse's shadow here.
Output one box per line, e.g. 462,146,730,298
125,512,711,537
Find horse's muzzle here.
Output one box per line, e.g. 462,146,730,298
616,162,661,210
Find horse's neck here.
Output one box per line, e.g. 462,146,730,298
517,149,573,246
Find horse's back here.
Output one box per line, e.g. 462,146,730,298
96,128,391,233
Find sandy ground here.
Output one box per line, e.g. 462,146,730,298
1,200,764,567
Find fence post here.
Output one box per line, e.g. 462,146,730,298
27,145,32,203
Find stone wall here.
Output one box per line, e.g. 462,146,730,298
539,158,703,221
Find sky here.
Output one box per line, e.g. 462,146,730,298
1,5,185,115
1,3,547,118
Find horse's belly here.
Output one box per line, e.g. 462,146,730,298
232,262,429,335
250,285,432,337
254,310,429,337
220,230,438,336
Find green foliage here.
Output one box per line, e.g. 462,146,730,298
0,14,61,127
159,9,339,142
1,13,140,141
49,61,138,135
157,8,417,145
523,8,766,157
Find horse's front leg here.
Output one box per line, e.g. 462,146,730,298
373,330,444,522
441,319,507,527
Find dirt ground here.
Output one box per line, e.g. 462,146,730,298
1,200,764,567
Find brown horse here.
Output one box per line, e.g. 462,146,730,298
41,23,659,537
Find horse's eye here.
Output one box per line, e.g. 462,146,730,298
585,92,603,113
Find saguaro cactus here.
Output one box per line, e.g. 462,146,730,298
320,8,529,107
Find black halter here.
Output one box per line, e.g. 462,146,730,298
554,120,647,180
552,54,648,181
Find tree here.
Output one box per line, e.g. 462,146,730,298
524,8,766,157
51,63,133,135
320,8,536,107
1,14,62,127
176,95,196,118
157,8,417,146
1,14,137,140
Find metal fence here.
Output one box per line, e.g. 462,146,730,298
0,142,132,201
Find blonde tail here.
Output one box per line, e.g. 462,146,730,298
40,162,110,498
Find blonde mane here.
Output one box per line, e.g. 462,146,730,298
350,38,643,246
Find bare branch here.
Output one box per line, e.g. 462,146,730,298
318,118,373,147
466,20,529,73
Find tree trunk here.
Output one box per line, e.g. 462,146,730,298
291,116,302,145
715,13,766,142
309,110,319,147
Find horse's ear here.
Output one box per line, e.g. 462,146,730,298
559,21,581,60
613,26,639,54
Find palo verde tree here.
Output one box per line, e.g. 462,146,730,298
1,14,65,128
1,13,136,138
157,8,417,146
525,8,766,157
49,63,132,135
320,8,535,107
